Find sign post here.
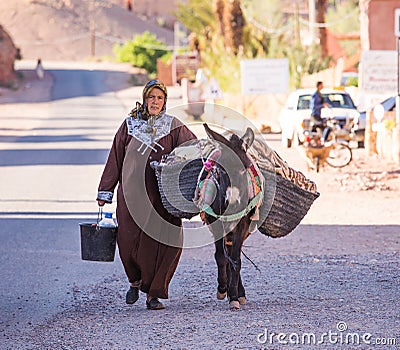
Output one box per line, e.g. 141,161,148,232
395,8,400,37
395,9,400,163
396,8,400,96
240,58,289,95
239,58,289,126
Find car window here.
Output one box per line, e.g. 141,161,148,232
297,95,311,110
323,93,355,108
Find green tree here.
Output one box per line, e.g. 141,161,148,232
219,0,245,55
176,0,332,91
175,0,215,57
113,31,170,75
176,0,245,91
242,0,331,88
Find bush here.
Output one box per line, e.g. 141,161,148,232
113,31,171,76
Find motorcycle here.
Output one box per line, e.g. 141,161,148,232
320,107,353,142
303,118,353,172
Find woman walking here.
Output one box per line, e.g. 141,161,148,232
97,80,196,310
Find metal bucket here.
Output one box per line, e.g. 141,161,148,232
79,223,117,262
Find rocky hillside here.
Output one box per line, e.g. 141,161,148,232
0,0,174,61
0,25,17,86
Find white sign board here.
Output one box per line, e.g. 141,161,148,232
240,58,289,95
395,8,400,37
360,50,397,94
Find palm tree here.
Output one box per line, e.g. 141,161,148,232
213,0,245,56
316,0,328,58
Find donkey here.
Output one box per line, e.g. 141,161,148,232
196,124,264,309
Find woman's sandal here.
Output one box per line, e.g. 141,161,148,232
126,287,139,304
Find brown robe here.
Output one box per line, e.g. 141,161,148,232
98,116,196,299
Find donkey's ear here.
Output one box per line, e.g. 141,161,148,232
203,123,230,146
240,127,255,151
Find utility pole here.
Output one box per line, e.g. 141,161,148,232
359,0,375,156
172,21,179,86
395,9,400,164
309,0,316,44
316,0,327,57
90,20,95,57
89,0,95,57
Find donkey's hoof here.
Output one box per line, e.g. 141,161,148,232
238,296,246,305
229,300,240,310
217,290,227,300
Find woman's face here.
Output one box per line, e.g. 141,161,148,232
146,87,165,115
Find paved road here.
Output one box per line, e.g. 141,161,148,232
0,64,128,346
0,63,197,347
0,64,399,349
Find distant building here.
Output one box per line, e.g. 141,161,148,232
360,0,398,51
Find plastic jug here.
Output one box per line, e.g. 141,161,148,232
98,212,117,228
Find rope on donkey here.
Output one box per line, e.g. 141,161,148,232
241,249,261,274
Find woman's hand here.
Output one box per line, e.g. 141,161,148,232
97,200,106,207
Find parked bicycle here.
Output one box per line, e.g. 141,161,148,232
303,118,353,172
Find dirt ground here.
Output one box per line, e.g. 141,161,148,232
0,0,174,61
1,67,399,350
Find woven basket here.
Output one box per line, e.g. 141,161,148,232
152,158,204,219
152,158,319,235
257,170,320,238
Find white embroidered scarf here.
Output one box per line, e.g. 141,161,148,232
126,113,174,155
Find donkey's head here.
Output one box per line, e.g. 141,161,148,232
203,124,255,217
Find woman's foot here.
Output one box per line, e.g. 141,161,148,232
126,287,139,304
146,297,165,310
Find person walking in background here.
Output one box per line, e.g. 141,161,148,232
96,80,197,310
35,58,44,80
310,81,330,142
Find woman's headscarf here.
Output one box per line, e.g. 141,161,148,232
129,79,168,121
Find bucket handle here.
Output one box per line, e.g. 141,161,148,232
97,207,103,224
96,207,103,231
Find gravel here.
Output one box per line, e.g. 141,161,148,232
3,225,399,350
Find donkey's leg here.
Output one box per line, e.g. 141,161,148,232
227,234,243,309
238,229,253,305
227,256,241,309
238,275,246,305
227,219,250,309
214,237,228,300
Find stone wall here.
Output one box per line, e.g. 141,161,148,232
0,24,17,87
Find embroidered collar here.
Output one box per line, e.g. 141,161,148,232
126,113,174,154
